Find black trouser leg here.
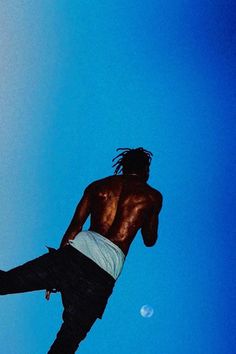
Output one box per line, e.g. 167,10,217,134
0,246,113,353
0,251,59,295
47,290,97,354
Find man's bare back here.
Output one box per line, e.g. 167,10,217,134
60,174,163,256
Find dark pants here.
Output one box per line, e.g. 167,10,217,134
0,245,115,353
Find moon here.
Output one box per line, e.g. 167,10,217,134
140,304,154,318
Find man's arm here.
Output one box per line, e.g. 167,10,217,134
46,185,92,300
59,186,92,248
141,193,163,247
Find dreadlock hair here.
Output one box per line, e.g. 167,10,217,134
112,147,153,176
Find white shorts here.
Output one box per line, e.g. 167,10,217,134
69,231,125,280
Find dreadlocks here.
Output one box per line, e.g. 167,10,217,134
112,147,153,175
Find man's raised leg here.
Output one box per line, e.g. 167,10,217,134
0,250,60,295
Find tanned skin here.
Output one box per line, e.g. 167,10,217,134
46,171,162,300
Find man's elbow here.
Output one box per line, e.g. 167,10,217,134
143,236,158,247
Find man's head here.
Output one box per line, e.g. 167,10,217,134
112,147,153,181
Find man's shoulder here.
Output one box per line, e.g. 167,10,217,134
146,184,163,202
85,176,115,190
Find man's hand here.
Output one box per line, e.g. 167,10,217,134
45,290,51,301
45,287,58,300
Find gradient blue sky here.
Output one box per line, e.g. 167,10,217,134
0,1,235,353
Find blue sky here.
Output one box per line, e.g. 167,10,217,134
0,1,235,353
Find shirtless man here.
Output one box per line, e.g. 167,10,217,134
0,147,163,354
